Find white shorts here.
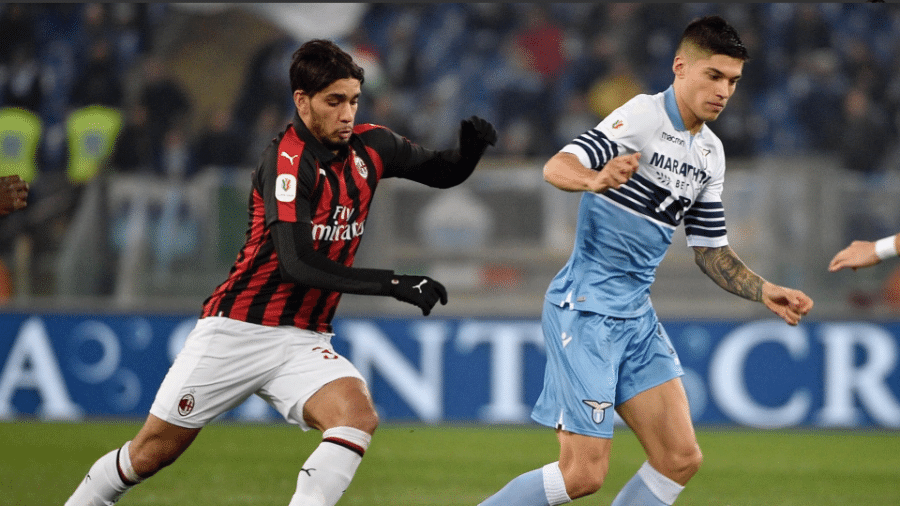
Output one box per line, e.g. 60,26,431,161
149,316,365,430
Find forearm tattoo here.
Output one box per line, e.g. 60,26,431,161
693,246,764,302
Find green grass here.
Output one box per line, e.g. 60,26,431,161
2,420,898,505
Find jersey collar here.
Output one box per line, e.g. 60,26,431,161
291,113,348,163
663,85,687,132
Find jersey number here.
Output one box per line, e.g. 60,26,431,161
312,346,340,360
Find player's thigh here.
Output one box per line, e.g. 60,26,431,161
259,333,373,432
532,301,622,438
302,376,378,433
615,377,701,480
149,317,281,428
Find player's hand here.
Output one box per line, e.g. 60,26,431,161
388,274,448,316
828,240,879,272
597,152,640,191
0,175,29,216
459,115,497,161
761,282,813,326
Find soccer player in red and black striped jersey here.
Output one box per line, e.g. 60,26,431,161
66,39,497,506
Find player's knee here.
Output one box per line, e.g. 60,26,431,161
353,408,379,435
129,440,180,477
561,462,607,498
656,444,702,482
677,445,703,478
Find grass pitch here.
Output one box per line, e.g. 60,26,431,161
2,420,898,505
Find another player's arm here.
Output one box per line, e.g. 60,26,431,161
543,151,641,193
381,116,496,189
693,245,813,325
828,232,900,272
0,175,28,216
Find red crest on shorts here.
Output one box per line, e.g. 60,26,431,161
178,394,195,416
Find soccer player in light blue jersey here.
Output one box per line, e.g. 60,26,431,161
477,15,813,506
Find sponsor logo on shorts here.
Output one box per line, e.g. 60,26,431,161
178,393,195,416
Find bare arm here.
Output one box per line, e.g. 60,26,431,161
828,233,899,272
693,245,764,301
694,245,814,325
543,151,640,193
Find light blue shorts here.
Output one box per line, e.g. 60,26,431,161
531,299,683,438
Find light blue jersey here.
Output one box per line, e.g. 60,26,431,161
546,85,729,318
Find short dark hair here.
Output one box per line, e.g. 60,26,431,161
678,15,750,61
289,39,365,96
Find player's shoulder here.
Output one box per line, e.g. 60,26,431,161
600,92,665,140
354,123,389,135
698,124,726,156
354,123,397,144
697,125,727,174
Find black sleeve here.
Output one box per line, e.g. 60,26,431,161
270,208,395,296
375,128,479,189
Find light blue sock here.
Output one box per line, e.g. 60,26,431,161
610,462,684,506
479,462,570,506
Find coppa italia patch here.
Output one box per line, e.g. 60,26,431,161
275,174,297,202
608,115,628,138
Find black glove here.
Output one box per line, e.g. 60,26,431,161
459,115,498,162
388,275,448,316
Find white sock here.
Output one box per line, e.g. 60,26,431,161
610,461,685,506
288,427,372,506
542,462,572,505
65,442,143,506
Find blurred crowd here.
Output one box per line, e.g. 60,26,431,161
1,4,898,175
1,3,899,299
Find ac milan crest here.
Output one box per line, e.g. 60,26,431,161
354,153,368,178
178,394,195,416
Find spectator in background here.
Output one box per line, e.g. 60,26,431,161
488,32,546,152
515,4,565,82
784,3,832,58
0,4,36,68
157,119,192,180
379,10,422,93
793,48,846,153
137,54,192,159
111,103,155,174
839,85,891,174
552,91,598,150
552,32,613,116
231,36,294,134
243,102,285,167
190,108,247,172
69,38,124,109
586,58,645,120
0,44,44,112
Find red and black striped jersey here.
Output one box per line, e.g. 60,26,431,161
201,114,457,332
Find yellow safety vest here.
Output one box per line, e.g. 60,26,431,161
0,107,42,183
66,105,123,184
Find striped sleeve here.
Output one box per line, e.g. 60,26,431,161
561,128,620,170
684,200,728,247
560,94,657,170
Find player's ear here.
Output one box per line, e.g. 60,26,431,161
294,90,310,115
672,55,687,79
